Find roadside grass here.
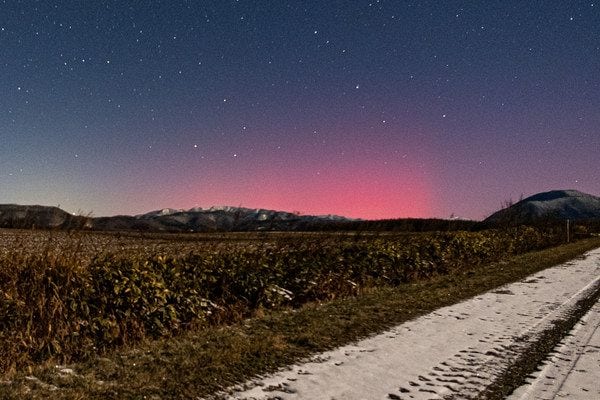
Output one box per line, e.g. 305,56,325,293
3,236,599,400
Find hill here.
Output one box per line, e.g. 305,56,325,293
0,204,89,229
483,190,600,226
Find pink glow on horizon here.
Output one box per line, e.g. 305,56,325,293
174,160,433,220
127,121,439,220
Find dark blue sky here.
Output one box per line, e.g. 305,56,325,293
1,1,599,219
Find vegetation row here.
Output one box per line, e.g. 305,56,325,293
0,227,564,374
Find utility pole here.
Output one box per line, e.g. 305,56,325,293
566,219,570,243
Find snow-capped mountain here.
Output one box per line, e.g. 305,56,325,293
128,206,353,231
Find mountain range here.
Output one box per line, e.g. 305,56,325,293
0,204,354,232
1,189,599,232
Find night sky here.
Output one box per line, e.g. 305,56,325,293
1,1,599,220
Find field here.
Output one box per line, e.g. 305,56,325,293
0,226,598,399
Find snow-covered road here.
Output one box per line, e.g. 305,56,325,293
213,248,600,400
